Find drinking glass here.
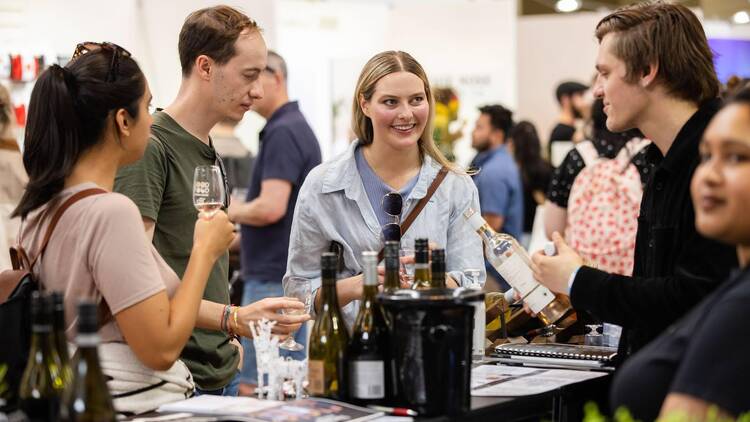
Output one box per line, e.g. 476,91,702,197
193,165,225,218
279,277,312,351
399,248,415,286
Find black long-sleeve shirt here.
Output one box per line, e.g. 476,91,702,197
570,98,738,360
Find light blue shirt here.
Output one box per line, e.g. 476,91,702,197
470,145,524,239
354,145,419,227
284,140,486,326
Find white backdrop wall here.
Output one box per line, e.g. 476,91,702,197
276,0,517,164
516,11,605,152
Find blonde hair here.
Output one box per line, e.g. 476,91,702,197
351,51,460,173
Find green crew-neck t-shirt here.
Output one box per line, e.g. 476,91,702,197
114,111,237,389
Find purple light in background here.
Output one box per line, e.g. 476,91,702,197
708,38,750,83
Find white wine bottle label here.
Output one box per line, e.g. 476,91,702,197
308,360,325,395
497,253,554,313
349,360,385,399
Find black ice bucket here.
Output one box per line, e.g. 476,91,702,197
378,288,484,417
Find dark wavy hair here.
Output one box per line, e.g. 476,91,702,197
13,47,146,218
508,121,552,188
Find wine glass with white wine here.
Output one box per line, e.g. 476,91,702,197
279,277,312,351
193,165,225,218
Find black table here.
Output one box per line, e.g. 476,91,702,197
421,369,611,422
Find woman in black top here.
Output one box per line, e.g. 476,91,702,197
508,121,552,237
544,98,651,237
610,88,750,419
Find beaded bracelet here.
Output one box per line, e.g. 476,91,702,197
221,304,232,333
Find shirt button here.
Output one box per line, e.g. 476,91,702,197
648,238,655,248
655,182,664,191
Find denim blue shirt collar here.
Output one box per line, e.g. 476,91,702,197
321,139,439,201
472,144,508,169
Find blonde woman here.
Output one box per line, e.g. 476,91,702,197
0,84,26,270
284,51,485,324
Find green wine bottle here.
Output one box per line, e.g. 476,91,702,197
431,249,447,288
383,241,400,292
411,238,431,289
19,292,65,422
347,251,389,404
308,253,349,400
60,301,116,422
51,292,73,388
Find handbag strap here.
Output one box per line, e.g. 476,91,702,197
377,166,449,262
28,188,108,270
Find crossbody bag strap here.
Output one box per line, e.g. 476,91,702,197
377,166,449,262
29,188,108,270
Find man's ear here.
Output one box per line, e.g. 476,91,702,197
195,55,213,81
115,109,130,138
640,62,658,88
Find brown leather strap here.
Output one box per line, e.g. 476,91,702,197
377,166,449,261
29,188,108,270
0,138,20,152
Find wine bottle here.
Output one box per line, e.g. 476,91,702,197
383,241,400,292
347,251,389,404
464,209,573,326
51,291,73,388
308,253,349,400
464,268,486,360
19,292,65,422
430,249,446,288
411,238,431,289
60,301,116,422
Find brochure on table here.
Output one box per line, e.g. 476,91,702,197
471,364,607,397
156,396,383,421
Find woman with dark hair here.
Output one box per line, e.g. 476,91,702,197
610,87,750,420
0,83,26,270
507,121,552,244
14,43,236,413
544,98,652,252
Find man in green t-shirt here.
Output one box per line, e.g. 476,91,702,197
115,6,308,395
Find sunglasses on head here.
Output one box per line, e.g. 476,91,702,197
71,41,131,83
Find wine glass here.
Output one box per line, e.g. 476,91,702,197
193,165,225,218
279,277,312,351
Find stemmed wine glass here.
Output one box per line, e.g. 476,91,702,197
279,277,312,351
193,165,225,218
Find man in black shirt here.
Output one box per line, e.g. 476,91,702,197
548,81,589,160
532,2,737,362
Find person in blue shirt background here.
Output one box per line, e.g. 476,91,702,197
470,104,524,289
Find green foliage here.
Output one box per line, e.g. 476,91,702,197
583,401,750,422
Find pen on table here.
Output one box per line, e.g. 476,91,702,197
367,405,418,416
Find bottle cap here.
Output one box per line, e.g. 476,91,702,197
321,252,338,280
30,291,52,326
544,241,557,257
77,301,99,334
384,241,400,257
321,252,338,271
362,251,378,286
415,238,429,262
464,209,486,231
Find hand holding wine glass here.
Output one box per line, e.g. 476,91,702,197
279,277,312,351
193,165,225,219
